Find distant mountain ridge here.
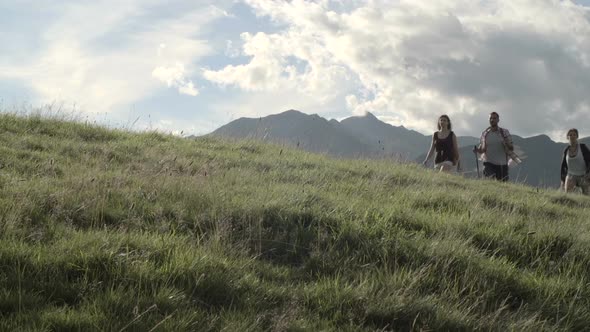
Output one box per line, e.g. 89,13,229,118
210,109,582,188
211,109,478,160
211,110,373,158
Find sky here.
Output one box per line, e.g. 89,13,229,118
2,0,590,141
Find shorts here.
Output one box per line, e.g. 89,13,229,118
483,162,509,182
565,174,589,194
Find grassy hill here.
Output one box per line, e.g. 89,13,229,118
1,112,590,331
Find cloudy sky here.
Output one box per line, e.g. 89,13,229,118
2,0,590,140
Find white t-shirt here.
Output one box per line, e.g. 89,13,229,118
567,145,586,176
484,131,507,165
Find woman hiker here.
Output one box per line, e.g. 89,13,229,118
423,115,460,173
560,128,590,194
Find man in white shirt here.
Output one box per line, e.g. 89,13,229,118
473,112,514,182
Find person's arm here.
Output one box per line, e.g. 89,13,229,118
423,133,436,166
503,129,514,151
452,132,460,166
581,144,590,174
473,129,486,154
561,148,568,184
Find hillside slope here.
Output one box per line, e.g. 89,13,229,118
1,113,590,331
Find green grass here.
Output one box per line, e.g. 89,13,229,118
1,111,590,331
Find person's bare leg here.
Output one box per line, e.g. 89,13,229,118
565,176,577,193
440,163,453,173
581,178,589,195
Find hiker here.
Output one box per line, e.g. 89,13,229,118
473,112,520,181
560,128,590,194
422,115,460,173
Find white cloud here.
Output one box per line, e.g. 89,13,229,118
0,1,230,113
224,40,242,58
178,82,199,97
203,26,358,103
152,63,199,96
204,0,590,139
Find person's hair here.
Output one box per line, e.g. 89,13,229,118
490,112,499,118
567,128,579,138
437,115,452,130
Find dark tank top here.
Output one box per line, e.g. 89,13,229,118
434,131,454,164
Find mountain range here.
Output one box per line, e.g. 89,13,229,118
211,110,478,159
209,109,583,188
